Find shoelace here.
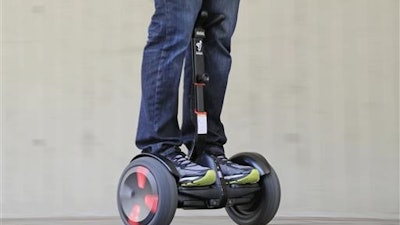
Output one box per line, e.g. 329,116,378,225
216,155,232,165
173,154,196,167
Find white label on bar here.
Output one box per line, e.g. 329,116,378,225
197,113,207,134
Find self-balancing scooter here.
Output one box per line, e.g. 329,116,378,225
117,11,281,225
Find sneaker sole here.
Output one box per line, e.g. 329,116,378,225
181,170,216,187
229,169,260,184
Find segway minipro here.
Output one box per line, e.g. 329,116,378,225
117,11,281,225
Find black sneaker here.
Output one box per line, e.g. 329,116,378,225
164,149,216,187
215,155,260,184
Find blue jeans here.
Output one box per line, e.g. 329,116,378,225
136,0,241,155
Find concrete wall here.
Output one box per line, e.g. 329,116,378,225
3,0,399,220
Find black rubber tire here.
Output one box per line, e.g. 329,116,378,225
226,166,281,225
117,157,178,225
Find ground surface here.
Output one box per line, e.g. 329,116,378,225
3,216,399,225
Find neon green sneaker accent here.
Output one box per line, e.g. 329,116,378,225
181,170,216,187
229,169,260,184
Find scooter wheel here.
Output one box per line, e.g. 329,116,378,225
226,166,281,225
117,157,178,225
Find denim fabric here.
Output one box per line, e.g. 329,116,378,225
136,0,241,155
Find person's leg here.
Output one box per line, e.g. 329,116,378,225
182,0,260,184
182,0,240,155
137,0,201,154
136,0,216,187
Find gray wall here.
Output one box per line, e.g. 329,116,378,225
3,0,399,220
